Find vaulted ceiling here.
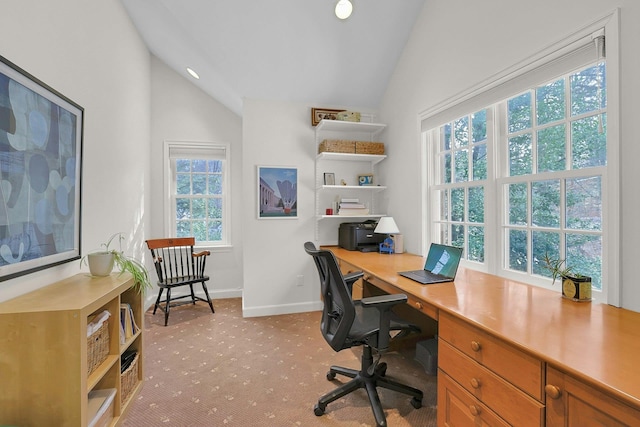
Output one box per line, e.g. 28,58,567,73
121,0,426,116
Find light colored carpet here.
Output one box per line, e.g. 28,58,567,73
121,298,437,426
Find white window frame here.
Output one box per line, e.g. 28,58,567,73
420,10,620,305
163,140,231,248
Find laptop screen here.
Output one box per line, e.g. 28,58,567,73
424,244,463,278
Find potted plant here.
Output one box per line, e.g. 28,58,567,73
81,232,152,294
542,253,592,301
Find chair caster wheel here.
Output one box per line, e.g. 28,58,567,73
314,403,326,416
377,362,387,377
411,397,422,409
326,371,336,380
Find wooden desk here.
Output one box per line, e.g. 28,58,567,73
327,246,640,426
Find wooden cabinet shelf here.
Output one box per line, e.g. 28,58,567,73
0,273,144,427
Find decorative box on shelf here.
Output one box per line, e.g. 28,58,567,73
319,139,384,155
336,111,361,122
355,141,384,155
319,139,356,154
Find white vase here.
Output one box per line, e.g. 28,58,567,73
87,252,115,276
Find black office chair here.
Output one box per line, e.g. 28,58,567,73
304,242,423,427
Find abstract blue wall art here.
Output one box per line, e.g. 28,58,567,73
0,55,83,282
258,166,297,219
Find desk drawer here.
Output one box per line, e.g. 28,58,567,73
438,370,509,427
365,275,438,319
439,311,543,401
439,340,544,427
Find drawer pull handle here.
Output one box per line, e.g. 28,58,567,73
470,378,481,389
470,341,481,352
469,405,481,416
415,302,423,309
544,384,562,400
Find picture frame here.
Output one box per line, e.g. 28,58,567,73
311,107,345,126
323,172,336,186
0,54,83,282
258,166,298,219
358,174,374,186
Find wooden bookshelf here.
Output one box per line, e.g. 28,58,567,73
0,273,143,427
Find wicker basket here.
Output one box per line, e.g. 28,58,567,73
318,139,356,154
87,320,109,375
355,141,385,155
121,352,139,405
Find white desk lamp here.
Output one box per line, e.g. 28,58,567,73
374,217,400,254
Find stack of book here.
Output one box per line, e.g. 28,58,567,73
338,198,369,216
119,303,140,343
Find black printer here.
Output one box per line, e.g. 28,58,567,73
338,221,385,252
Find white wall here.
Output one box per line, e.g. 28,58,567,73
149,56,243,300
379,0,640,311
0,0,151,302
241,99,320,316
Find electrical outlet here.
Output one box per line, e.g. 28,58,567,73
296,275,304,286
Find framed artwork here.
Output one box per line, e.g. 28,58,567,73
258,166,298,219
0,55,83,282
311,108,345,126
324,172,335,186
358,174,374,186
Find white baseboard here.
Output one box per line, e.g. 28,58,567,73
143,288,243,311
241,299,323,318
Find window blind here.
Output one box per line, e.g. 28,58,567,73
420,27,606,132
167,142,226,160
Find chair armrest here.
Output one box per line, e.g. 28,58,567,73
344,271,364,284
343,271,364,295
361,294,408,351
193,250,211,257
360,293,407,308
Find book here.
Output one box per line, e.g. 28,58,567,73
338,208,370,216
120,303,140,340
339,203,366,209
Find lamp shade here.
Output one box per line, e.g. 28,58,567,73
374,217,399,234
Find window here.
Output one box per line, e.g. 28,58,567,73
502,63,606,290
422,17,619,303
432,110,489,264
164,141,230,246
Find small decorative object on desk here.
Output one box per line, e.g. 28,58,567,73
358,174,374,186
543,253,592,301
374,217,400,254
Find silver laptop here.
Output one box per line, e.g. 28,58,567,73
399,243,463,285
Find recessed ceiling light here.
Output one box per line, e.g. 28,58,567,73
186,67,200,79
335,0,353,20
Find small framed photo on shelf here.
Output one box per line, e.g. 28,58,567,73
311,108,345,126
358,174,374,186
324,172,336,186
